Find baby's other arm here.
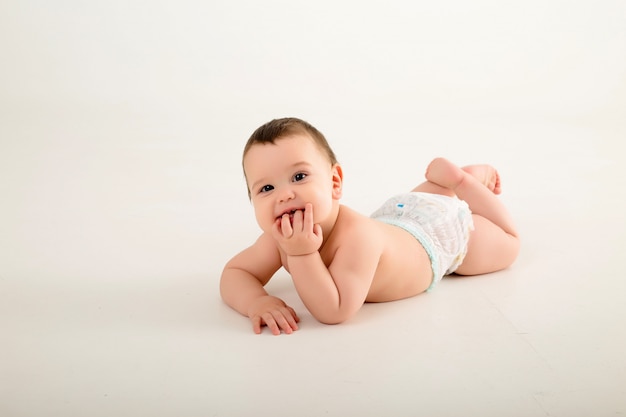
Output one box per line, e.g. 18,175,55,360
287,225,381,325
220,233,299,335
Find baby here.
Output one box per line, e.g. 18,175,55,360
220,117,520,335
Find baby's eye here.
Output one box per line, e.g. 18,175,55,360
259,184,274,193
293,172,307,182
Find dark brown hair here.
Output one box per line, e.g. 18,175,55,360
242,117,339,197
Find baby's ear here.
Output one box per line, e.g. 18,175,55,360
331,164,343,199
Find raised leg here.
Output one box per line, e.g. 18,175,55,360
412,164,501,196
424,157,520,275
460,164,501,195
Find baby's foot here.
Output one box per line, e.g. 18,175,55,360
425,157,466,190
462,164,502,194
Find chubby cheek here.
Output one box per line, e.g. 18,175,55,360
310,196,333,222
252,203,275,232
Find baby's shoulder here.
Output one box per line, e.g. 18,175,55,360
335,206,385,239
337,205,373,224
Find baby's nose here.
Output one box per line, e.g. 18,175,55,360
278,187,295,202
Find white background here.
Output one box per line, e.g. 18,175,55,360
1,1,625,416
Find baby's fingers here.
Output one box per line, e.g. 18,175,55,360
281,214,294,237
260,312,282,335
282,307,300,331
271,217,291,241
250,313,279,335
287,306,301,324
257,310,299,335
252,315,263,334
271,308,299,334
303,203,314,231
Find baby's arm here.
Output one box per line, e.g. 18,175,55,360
286,233,380,324
273,205,380,324
220,233,299,335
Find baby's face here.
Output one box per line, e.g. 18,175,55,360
243,133,342,233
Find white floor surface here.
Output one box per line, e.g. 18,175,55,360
2,1,626,416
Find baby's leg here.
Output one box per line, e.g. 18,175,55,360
412,164,501,196
460,165,501,195
425,157,520,275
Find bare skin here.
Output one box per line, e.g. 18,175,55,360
220,135,520,335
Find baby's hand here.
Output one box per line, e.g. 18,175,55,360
271,203,323,256
247,295,300,335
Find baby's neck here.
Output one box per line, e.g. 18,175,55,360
318,203,343,247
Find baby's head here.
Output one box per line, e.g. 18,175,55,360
242,117,338,198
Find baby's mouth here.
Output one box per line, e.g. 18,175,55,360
277,209,300,222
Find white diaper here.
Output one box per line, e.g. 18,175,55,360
370,192,474,290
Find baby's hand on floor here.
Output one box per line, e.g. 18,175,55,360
247,295,300,335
